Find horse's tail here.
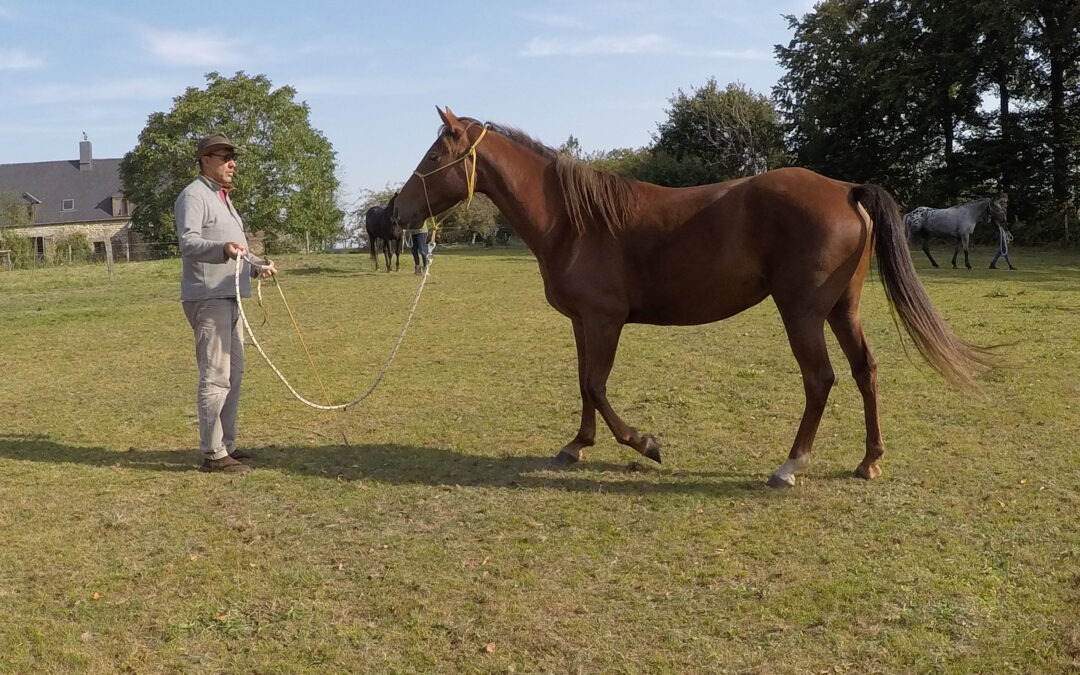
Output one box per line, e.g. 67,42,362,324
852,184,994,387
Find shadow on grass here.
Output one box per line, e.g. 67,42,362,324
283,265,364,277
0,433,774,497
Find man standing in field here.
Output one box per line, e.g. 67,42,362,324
175,133,276,474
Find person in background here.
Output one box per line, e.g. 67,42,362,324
406,216,434,275
175,133,277,474
989,224,1017,270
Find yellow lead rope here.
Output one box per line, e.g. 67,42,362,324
236,255,432,411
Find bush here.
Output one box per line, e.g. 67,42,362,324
0,233,35,269
53,233,95,264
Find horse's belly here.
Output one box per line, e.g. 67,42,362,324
629,282,769,326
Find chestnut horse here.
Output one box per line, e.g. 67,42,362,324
394,108,991,487
365,193,403,272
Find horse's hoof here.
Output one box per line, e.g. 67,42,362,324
853,463,882,480
551,451,580,467
766,473,795,489
642,435,662,464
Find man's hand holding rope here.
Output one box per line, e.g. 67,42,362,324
225,241,277,278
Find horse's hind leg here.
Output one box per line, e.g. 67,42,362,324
920,233,939,268
950,235,971,269
827,299,884,480
768,311,835,488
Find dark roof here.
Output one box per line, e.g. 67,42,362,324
0,150,126,227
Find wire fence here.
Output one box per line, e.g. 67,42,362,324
0,241,180,272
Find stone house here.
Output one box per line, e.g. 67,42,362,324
0,137,136,264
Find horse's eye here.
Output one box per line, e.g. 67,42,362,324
427,152,438,162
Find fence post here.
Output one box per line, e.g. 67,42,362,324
105,240,115,280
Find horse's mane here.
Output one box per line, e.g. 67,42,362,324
455,117,639,236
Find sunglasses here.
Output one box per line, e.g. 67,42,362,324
208,152,237,162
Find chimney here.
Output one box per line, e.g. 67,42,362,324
79,132,92,171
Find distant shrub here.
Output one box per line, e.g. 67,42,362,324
0,233,35,269
53,233,95,264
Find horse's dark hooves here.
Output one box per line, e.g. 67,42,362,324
551,451,580,467
766,473,795,489
642,435,662,464
853,463,882,480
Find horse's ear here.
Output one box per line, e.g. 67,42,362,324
438,106,464,137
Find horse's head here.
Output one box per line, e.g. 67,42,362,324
990,193,1008,226
394,107,485,227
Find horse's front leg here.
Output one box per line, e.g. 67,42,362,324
961,235,972,269
571,316,661,464
554,319,596,465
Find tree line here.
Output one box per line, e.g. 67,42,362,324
774,0,1080,244
110,1,1078,250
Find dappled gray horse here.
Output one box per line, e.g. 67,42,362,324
905,195,1008,269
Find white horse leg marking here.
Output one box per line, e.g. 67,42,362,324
769,455,810,487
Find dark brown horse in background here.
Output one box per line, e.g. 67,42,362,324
394,108,992,487
366,193,403,272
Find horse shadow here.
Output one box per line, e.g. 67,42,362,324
0,434,775,498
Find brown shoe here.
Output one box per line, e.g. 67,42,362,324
200,455,252,474
228,449,253,460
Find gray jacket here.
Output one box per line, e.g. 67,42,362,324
175,175,254,301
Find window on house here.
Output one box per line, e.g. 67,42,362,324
112,196,131,217
62,199,75,211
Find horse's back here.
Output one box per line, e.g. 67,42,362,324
677,168,864,245
615,168,872,324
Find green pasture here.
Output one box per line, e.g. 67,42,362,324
0,246,1077,673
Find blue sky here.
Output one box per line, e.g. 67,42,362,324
0,0,813,207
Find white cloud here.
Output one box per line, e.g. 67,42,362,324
136,26,246,67
522,33,668,57
18,77,180,105
519,12,588,30
0,48,44,70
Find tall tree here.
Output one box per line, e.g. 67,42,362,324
120,72,342,251
775,0,903,187
1029,1,1080,203
653,79,785,185
0,191,33,229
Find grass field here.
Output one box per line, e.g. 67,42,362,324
1,245,1078,673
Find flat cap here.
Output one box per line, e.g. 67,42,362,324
196,133,239,157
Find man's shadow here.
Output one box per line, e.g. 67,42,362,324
0,433,776,498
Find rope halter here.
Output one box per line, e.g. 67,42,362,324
411,122,489,220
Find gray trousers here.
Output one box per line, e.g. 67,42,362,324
183,298,244,460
